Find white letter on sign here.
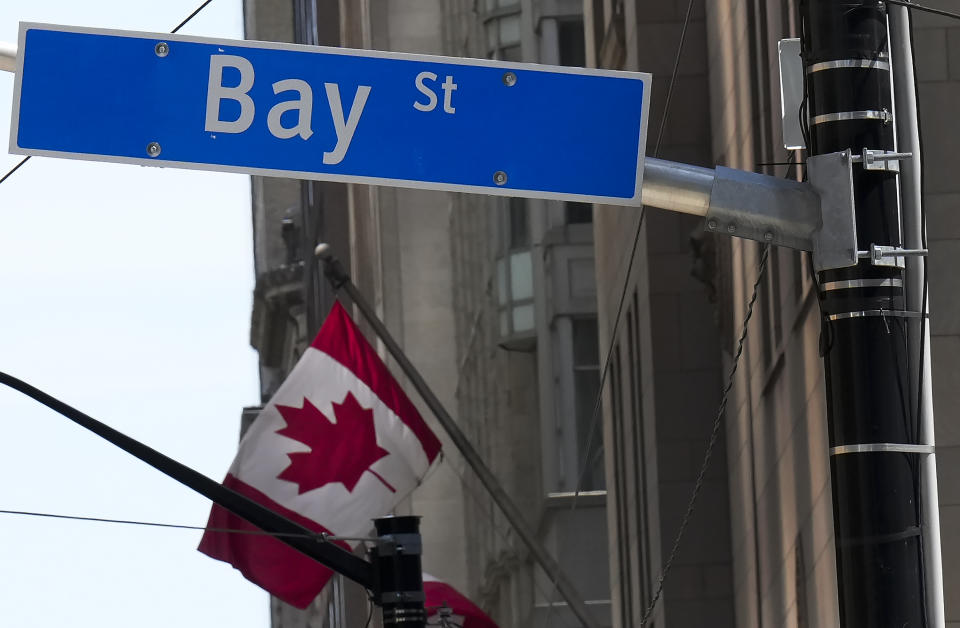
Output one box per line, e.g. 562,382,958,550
267,79,314,140
413,71,438,112
204,55,256,134
323,83,371,165
441,75,458,113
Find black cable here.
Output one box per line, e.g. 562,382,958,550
0,156,30,186
363,595,375,628
905,6,930,624
171,0,217,33
536,4,699,625
0,507,377,542
639,244,771,625
0,0,219,188
886,0,960,22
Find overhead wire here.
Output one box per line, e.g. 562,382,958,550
901,3,930,622
0,156,29,185
0,0,220,187
0,507,375,542
640,243,770,625
886,0,960,21
538,1,697,625
171,0,216,34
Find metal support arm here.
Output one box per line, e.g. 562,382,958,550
0,42,14,73
642,154,858,271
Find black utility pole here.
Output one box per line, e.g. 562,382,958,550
800,1,926,625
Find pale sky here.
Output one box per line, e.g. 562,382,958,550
0,2,269,626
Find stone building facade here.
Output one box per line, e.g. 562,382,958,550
244,1,611,627
241,1,959,627
591,1,960,627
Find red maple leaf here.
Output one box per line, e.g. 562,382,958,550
274,392,395,494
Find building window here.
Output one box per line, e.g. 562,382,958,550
565,201,593,224
573,317,604,490
558,18,586,68
483,1,522,61
496,198,535,345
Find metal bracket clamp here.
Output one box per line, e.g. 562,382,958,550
856,244,928,268
380,591,427,604
807,150,859,271
376,533,423,556
648,153,857,271
850,148,912,172
699,151,858,271
704,166,820,253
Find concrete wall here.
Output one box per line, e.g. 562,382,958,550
590,1,736,627
703,2,841,627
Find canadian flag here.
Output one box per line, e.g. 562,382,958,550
198,301,442,609
424,574,499,628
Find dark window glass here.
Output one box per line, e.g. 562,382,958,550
558,18,586,67
565,201,593,224
573,318,603,490
572,318,599,365
508,197,529,249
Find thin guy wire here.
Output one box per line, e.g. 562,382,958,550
171,0,217,33
639,244,770,625
570,0,697,510
0,508,374,542
539,2,697,626
652,0,697,156
0,0,217,187
0,157,30,185
886,0,960,21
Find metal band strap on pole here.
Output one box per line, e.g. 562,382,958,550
315,245,600,628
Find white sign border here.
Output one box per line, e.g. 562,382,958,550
10,22,652,207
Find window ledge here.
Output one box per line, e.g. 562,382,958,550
544,490,607,508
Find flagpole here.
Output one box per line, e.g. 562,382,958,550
315,244,601,628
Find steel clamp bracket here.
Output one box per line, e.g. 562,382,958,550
808,150,859,271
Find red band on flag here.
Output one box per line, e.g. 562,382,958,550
311,301,441,463
199,300,442,608
424,575,499,628
198,474,348,609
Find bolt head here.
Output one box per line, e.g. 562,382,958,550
763,231,774,242
146,142,162,158
726,224,736,233
502,72,517,87
494,171,508,186
155,42,170,57
707,219,718,230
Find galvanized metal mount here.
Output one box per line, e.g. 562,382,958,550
698,150,858,271
807,150,858,270
705,166,819,252
851,148,912,172
857,244,929,269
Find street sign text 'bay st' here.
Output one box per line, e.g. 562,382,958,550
9,24,650,205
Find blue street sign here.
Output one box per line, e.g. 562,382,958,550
10,24,651,205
